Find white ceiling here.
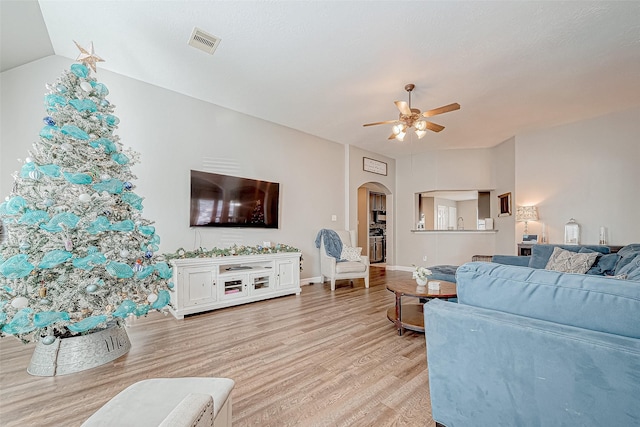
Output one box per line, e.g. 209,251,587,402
2,1,639,159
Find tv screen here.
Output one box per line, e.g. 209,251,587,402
190,170,280,228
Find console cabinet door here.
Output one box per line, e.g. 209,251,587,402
182,266,216,307
249,272,274,295
276,259,298,289
220,275,249,300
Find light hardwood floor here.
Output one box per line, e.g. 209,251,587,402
0,266,436,426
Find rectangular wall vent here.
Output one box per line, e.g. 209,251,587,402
188,27,221,55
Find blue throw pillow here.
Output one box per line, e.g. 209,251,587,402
528,244,610,270
586,253,620,276
529,245,579,269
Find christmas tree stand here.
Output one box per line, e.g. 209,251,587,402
27,321,131,376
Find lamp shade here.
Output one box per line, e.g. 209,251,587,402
516,206,539,222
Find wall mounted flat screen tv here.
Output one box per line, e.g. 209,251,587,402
190,170,280,228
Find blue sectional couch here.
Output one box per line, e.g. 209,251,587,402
424,261,640,427
429,243,640,283
492,243,640,280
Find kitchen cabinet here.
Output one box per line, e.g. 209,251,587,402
369,236,385,263
370,192,386,211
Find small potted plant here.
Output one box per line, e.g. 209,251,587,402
412,265,432,290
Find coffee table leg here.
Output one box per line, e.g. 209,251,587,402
395,292,403,336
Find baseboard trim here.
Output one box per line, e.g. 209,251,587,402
301,277,322,286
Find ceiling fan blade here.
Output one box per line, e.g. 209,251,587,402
388,133,397,140
422,103,460,118
395,101,412,116
363,120,397,127
425,121,445,132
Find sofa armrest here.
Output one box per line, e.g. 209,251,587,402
491,255,530,266
424,298,640,427
159,393,213,427
320,250,337,276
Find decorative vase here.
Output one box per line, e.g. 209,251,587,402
416,278,427,292
27,320,131,376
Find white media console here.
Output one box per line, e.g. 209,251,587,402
169,252,302,319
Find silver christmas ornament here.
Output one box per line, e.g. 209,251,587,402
80,81,93,92
11,297,29,309
41,335,56,345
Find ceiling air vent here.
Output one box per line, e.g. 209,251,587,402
188,27,221,55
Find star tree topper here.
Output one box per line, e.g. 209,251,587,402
73,40,104,72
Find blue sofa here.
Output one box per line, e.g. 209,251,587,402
424,261,640,427
430,243,640,283
492,243,640,280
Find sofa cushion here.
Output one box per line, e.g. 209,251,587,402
545,247,599,274
528,244,610,269
491,255,530,267
456,262,640,339
335,261,367,274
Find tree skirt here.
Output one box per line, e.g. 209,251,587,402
27,321,131,376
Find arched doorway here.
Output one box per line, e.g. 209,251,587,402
357,182,392,266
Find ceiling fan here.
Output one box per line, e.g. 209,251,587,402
363,84,460,141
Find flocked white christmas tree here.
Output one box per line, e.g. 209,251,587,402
0,42,172,344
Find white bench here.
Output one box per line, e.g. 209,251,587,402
82,377,234,427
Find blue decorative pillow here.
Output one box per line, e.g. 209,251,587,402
528,244,610,270
529,245,580,269
586,253,620,276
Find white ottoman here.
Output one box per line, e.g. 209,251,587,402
82,377,234,427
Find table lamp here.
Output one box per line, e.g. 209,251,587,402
516,206,539,234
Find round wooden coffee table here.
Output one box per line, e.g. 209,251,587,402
386,280,457,335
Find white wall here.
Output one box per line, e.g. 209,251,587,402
392,107,639,270
515,106,640,245
491,137,516,254
4,57,638,278
348,145,395,262
0,56,346,281
394,148,497,268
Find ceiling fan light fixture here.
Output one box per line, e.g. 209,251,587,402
363,83,460,142
392,123,405,135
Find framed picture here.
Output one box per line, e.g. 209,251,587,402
498,192,512,217
363,157,387,176
522,234,538,243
